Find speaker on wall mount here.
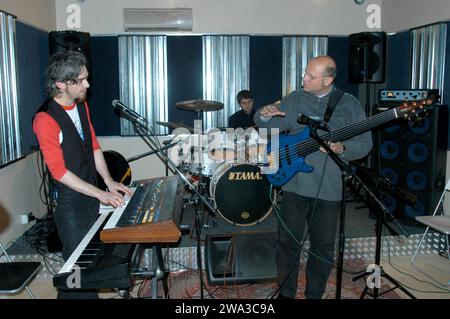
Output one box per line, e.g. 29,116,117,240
349,31,386,83
205,232,278,286
373,89,448,221
49,30,91,66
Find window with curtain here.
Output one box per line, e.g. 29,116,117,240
410,23,447,100
202,35,250,130
118,35,168,135
282,36,328,97
0,11,21,166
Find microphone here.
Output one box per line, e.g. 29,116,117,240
297,114,329,131
112,99,146,122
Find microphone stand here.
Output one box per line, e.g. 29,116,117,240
307,125,351,300
117,106,217,299
306,123,410,299
126,140,183,163
348,165,416,299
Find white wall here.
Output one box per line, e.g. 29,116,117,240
1,0,447,36
0,152,47,246
54,0,381,35
0,0,56,31
383,0,450,32
98,136,173,182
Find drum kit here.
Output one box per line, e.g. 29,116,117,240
156,99,275,226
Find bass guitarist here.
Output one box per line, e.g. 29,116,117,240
254,55,372,299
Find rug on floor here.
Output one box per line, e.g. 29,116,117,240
138,258,402,299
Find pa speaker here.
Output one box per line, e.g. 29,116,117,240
205,232,278,286
373,99,448,221
349,31,386,83
49,30,91,66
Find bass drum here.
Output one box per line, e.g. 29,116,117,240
209,163,275,226
97,150,132,190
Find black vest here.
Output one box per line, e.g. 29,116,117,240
36,99,98,192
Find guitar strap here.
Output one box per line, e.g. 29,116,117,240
323,88,344,124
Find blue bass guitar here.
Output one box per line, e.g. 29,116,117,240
264,96,437,186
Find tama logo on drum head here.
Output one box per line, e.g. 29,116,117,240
228,171,262,180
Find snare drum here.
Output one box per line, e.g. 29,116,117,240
209,163,275,226
207,131,246,163
188,146,222,177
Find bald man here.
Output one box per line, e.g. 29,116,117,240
255,56,372,299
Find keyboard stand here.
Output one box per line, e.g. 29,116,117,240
132,244,169,299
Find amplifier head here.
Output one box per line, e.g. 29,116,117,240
378,89,440,103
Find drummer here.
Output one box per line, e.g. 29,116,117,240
228,90,256,129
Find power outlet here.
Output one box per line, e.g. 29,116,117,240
14,212,35,224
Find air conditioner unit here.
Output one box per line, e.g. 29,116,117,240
123,8,193,31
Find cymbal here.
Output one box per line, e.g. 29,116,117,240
156,121,194,133
176,99,224,112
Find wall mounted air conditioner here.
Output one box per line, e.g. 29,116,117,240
123,8,193,31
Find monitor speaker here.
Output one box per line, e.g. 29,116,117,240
205,232,277,286
349,31,386,83
49,30,91,66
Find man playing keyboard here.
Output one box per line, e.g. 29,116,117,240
33,50,132,298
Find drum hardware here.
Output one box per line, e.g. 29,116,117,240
188,146,224,177
126,138,184,164
156,121,194,133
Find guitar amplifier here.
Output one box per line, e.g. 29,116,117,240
373,89,448,221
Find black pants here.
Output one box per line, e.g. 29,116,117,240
53,189,99,298
276,192,339,299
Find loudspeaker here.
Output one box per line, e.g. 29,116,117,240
349,31,386,83
205,232,278,285
373,95,448,221
49,30,91,66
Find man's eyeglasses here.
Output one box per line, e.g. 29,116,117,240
66,76,88,86
303,72,330,81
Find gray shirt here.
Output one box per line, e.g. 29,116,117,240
254,87,373,201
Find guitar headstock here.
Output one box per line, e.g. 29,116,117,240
398,93,440,120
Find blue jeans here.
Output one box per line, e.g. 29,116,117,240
276,192,339,299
